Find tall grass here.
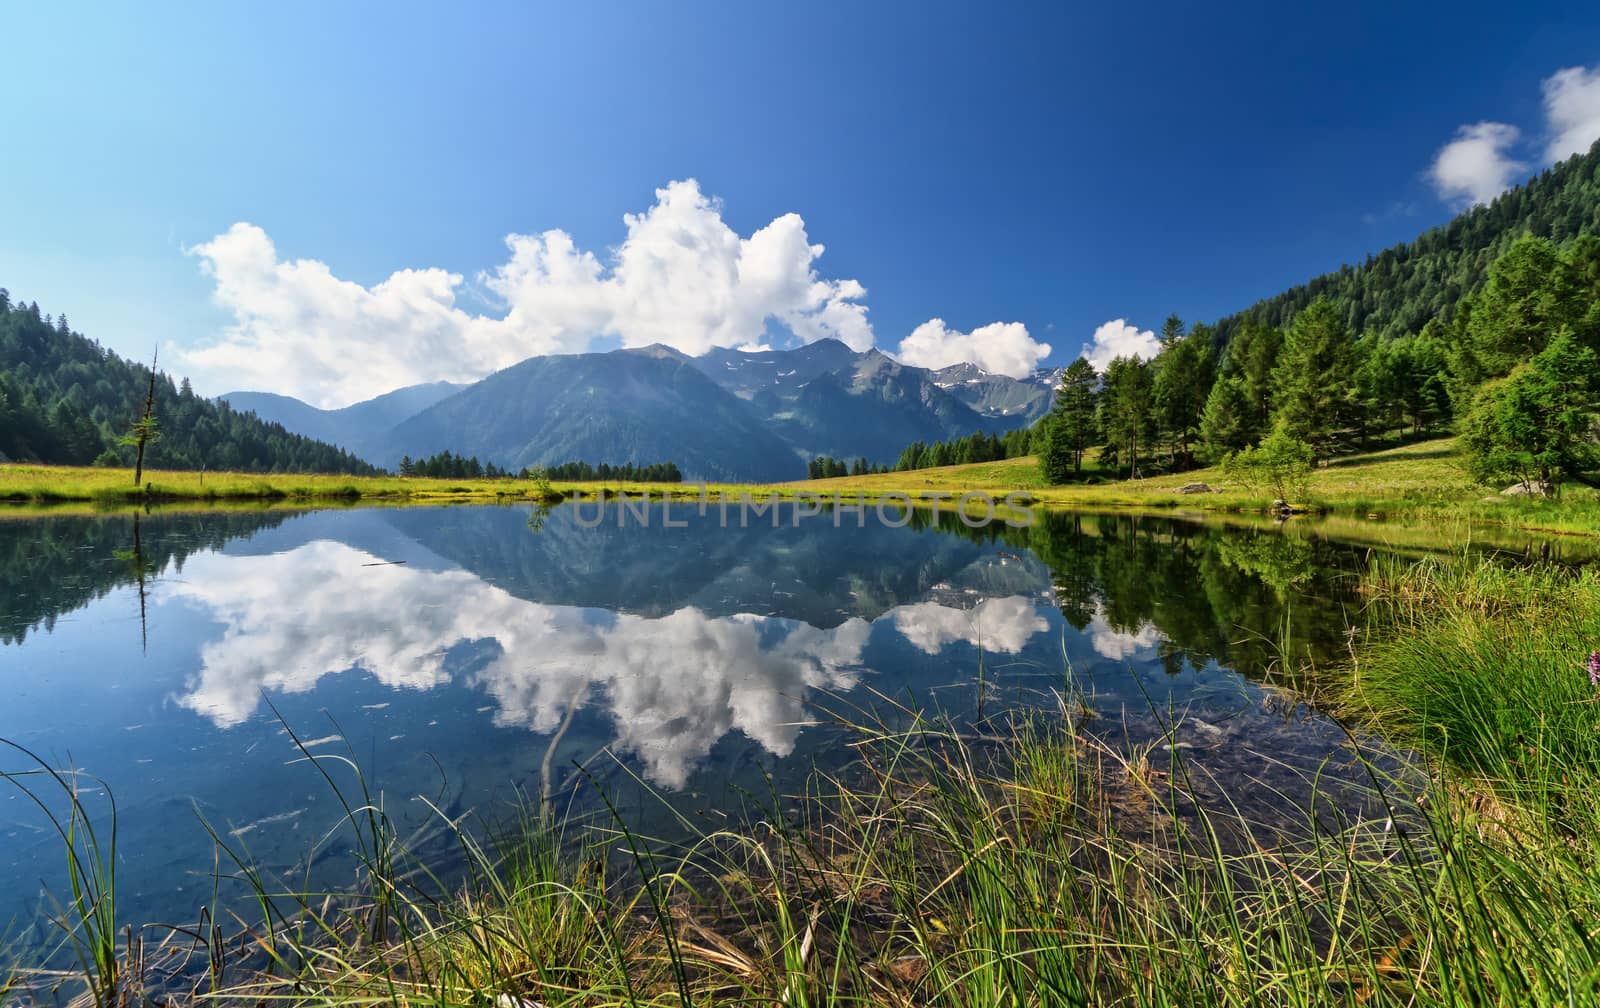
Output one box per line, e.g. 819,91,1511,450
170,693,1600,1006
1348,553,1600,811
1,741,122,1008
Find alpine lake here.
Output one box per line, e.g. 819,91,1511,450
2,497,1593,959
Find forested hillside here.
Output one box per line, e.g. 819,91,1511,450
1018,140,1600,491
0,290,379,473
1213,140,1600,345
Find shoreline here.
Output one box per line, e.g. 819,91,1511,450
4,440,1599,541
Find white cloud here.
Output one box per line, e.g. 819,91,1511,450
896,319,1051,378
181,180,875,408
1424,63,1600,209
1428,122,1526,207
1543,64,1600,161
1082,319,1160,371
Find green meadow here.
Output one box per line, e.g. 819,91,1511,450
7,435,1598,539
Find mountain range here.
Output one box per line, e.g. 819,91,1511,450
222,340,1063,481
219,381,466,465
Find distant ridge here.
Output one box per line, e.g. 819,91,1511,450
229,341,1057,480
221,381,464,461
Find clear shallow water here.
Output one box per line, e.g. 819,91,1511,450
0,503,1423,947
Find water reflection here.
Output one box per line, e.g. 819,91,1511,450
0,510,295,644
163,539,880,787
891,596,1047,655
994,511,1362,683
1084,606,1163,660
0,501,1497,940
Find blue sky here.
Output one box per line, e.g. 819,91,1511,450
3,2,1598,406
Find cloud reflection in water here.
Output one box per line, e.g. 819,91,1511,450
159,541,1047,787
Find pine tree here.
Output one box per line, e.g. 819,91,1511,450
1153,327,1215,467
1099,356,1155,477
1051,357,1099,474
120,350,162,486
1227,317,1283,440
1270,298,1356,460
1197,376,1252,460
1464,236,1583,380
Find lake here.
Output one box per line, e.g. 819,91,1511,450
0,500,1569,953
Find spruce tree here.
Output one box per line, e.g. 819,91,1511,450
1270,298,1356,460
1198,376,1252,460
1099,356,1156,477
1037,416,1074,484
1052,357,1099,474
1460,329,1599,493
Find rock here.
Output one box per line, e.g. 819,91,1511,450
1176,482,1216,494
1501,481,1554,497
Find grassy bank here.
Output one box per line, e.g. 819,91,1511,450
8,436,1596,538
789,437,1600,538
0,464,707,508
1342,554,1600,813
13,549,1600,1005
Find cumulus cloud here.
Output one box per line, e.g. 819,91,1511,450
1425,63,1600,209
1082,319,1161,371
1428,122,1526,207
896,319,1051,378
1543,64,1600,161
182,180,875,408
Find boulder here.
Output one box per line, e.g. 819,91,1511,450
1500,481,1554,497
1176,482,1216,494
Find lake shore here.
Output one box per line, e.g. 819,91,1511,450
4,436,1598,538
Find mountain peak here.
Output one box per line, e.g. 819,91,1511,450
623,343,691,361
933,361,987,381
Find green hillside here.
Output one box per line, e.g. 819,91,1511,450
1213,140,1600,345
0,290,379,474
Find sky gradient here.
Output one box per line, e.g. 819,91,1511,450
3,2,1599,406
